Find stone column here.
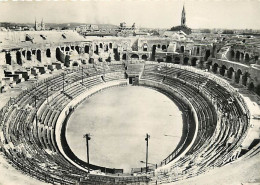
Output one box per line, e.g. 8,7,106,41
231,72,236,83
217,67,221,74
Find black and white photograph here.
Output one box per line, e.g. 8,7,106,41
0,0,260,184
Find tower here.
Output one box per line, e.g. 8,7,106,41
181,5,186,27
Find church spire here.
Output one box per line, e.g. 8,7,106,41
181,5,186,26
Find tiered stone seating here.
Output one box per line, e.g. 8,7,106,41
141,64,249,184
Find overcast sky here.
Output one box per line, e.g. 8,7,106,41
0,0,260,29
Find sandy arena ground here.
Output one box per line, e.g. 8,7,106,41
66,86,183,173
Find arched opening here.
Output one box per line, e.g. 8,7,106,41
227,67,234,79
131,54,139,59
242,72,250,86
71,46,75,50
205,50,210,61
220,65,227,76
180,46,184,53
75,46,80,54
27,51,32,61
248,82,254,91
22,50,26,57
99,43,103,49
56,48,61,61
89,58,94,64
5,53,11,65
255,85,260,96
245,53,250,63
212,63,219,73
65,46,70,52
61,47,64,51
16,51,22,65
236,51,240,61
85,46,89,54
109,43,112,49
255,56,259,62
183,57,189,65
122,54,127,60
141,55,148,61
151,45,156,61
162,45,167,51
191,58,197,66
143,44,148,51
174,57,180,64
230,50,235,59
105,45,109,52
235,69,242,84
36,50,41,62
205,61,212,71
64,55,70,67
157,44,161,49
113,48,120,61
166,56,172,63
46,49,51,58
196,47,200,55
72,62,79,67
94,45,99,55
240,53,244,62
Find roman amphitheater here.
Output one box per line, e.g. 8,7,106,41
0,18,260,185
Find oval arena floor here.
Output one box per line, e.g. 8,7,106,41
66,86,183,173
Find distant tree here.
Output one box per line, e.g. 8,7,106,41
222,30,234,34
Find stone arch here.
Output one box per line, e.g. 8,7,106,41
212,63,219,73
248,82,255,91
141,55,148,60
180,46,185,53
99,43,103,49
231,50,235,59
89,58,94,64
205,50,210,61
242,72,250,86
122,54,127,60
71,46,75,50
196,47,200,55
109,43,112,49
16,51,22,65
162,45,167,51
56,48,61,61
27,51,32,61
191,58,198,66
85,45,89,54
227,67,234,79
64,55,70,67
245,53,250,63
183,57,189,65
157,44,161,48
105,45,109,52
36,50,41,62
5,53,11,65
151,45,156,61
94,45,99,55
166,56,172,63
174,57,180,64
235,69,242,84
236,51,240,61
75,46,80,54
22,50,26,57
131,54,139,59
220,65,227,76
72,61,79,67
240,53,244,61
65,46,70,52
256,85,260,96
143,43,148,51
46,49,51,58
